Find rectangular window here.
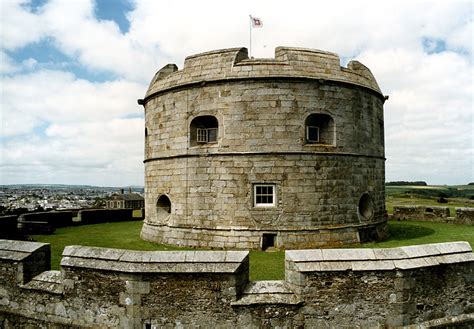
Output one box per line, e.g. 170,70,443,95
197,128,208,143
254,184,276,207
197,128,218,143
307,126,320,143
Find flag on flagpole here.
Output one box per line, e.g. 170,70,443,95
250,15,263,28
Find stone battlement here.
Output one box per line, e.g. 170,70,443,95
1,239,473,328
145,47,382,100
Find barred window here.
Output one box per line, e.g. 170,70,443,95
197,127,218,143
190,116,218,146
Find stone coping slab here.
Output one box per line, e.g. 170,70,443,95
393,205,450,210
231,280,302,306
286,242,473,272
60,245,249,274
22,270,64,295
0,239,49,261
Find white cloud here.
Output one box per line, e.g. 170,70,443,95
0,0,48,49
0,69,145,185
1,70,144,135
1,118,143,185
0,51,18,74
359,48,472,184
0,0,472,185
39,0,157,81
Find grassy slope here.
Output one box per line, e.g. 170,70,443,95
32,219,474,281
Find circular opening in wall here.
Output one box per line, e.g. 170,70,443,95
358,193,374,220
156,195,171,222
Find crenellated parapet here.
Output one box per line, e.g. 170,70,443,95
1,239,473,328
144,47,382,101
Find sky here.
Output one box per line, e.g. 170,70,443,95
0,0,472,187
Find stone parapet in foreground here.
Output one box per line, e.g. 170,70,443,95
0,239,473,328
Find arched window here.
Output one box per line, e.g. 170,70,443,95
156,195,171,222
190,116,218,146
305,113,335,145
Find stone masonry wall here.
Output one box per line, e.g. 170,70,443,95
392,206,450,222
456,207,474,225
392,206,474,225
1,239,473,328
141,47,387,249
143,153,386,249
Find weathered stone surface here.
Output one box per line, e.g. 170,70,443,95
22,270,64,295
287,241,473,272
392,205,451,222
455,207,474,225
141,46,388,250
1,240,473,328
231,280,302,306
61,246,249,274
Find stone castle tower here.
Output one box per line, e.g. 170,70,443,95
138,47,388,249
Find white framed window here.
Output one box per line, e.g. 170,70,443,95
254,184,276,207
306,126,320,143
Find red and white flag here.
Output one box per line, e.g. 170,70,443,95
250,16,263,28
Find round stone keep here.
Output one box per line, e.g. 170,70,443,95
139,47,388,249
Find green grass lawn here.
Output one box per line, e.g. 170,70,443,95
31,220,474,281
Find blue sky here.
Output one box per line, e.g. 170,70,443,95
0,0,472,186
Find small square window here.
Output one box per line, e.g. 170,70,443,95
254,184,276,207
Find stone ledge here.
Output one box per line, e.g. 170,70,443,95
0,239,49,261
231,280,302,306
22,270,64,295
286,242,473,272
60,246,248,274
404,313,474,329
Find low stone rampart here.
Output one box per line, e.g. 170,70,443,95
392,206,474,225
0,240,472,328
392,206,450,222
19,211,73,228
456,207,474,225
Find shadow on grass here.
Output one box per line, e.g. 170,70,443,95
388,222,436,241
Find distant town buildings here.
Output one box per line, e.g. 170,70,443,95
0,185,144,215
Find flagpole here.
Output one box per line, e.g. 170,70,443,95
249,15,252,58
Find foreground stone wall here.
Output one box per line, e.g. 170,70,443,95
1,239,473,328
393,206,474,225
141,46,387,249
